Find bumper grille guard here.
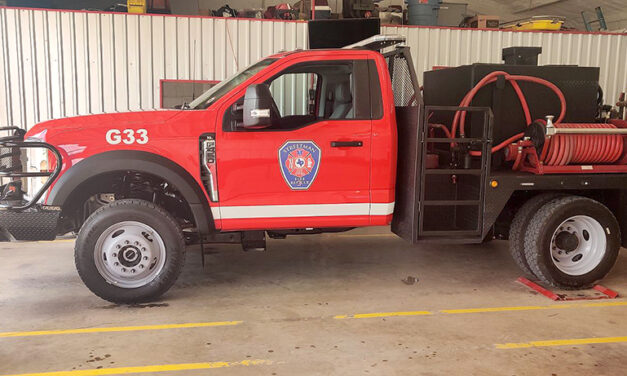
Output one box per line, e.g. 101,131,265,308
0,126,62,211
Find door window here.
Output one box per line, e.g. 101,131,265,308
270,73,318,117
224,60,374,132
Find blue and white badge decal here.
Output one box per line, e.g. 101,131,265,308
278,141,321,190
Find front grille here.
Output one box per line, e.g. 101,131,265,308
0,146,22,174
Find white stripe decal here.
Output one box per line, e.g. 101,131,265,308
221,203,369,219
211,206,221,220
210,202,395,220
371,202,395,215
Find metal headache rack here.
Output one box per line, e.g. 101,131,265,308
343,34,407,51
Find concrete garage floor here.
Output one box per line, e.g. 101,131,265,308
1,227,626,376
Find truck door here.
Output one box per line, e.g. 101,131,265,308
215,57,379,231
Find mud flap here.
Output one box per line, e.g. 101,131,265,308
241,231,266,252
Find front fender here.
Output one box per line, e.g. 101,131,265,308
48,150,214,234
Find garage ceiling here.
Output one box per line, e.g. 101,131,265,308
465,0,627,31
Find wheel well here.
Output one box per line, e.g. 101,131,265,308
58,171,196,235
49,150,215,238
495,189,627,245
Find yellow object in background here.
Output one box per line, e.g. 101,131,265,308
502,16,565,31
128,0,148,13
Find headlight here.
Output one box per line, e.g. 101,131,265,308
26,148,51,203
23,130,56,203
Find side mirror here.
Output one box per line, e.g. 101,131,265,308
242,84,277,129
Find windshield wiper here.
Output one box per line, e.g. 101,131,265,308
175,102,191,110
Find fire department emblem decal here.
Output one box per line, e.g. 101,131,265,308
278,141,321,190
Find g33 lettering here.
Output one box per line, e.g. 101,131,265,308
106,129,149,145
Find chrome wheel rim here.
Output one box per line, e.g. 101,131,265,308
550,215,606,276
94,221,166,288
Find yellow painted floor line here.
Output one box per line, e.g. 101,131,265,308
496,336,627,349
336,301,627,320
0,359,272,376
576,301,627,308
335,311,432,319
441,305,575,314
0,320,242,338
441,301,627,314
4,301,625,338
36,238,75,243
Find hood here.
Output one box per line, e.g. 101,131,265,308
23,109,217,169
26,110,183,140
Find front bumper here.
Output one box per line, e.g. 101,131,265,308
0,207,60,241
0,127,62,241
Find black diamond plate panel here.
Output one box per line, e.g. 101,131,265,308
0,208,60,241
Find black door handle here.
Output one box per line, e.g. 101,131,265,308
331,141,363,147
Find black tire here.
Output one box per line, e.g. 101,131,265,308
509,193,564,278
75,199,185,303
524,196,621,289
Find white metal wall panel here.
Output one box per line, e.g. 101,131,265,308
0,8,308,130
0,7,625,131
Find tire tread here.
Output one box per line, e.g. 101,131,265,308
509,193,563,278
523,196,619,289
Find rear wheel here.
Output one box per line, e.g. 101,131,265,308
523,196,620,289
509,193,563,278
75,199,185,303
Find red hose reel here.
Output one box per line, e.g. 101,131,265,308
542,123,624,166
506,122,627,174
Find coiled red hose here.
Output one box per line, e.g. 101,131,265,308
542,123,624,166
449,71,567,156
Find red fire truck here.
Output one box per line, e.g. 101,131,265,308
1,36,626,303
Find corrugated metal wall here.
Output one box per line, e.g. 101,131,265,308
1,7,626,131
383,25,627,113
0,8,308,130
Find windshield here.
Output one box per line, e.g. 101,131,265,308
188,58,278,109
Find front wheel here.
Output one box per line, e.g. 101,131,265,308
75,199,186,303
523,196,621,289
